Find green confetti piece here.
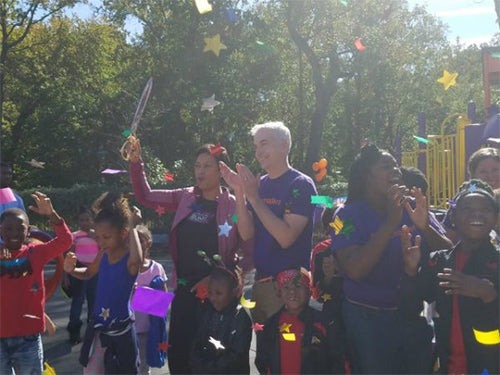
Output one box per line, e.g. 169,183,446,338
213,254,222,262
413,135,432,145
231,214,238,223
339,218,355,239
339,0,347,6
292,189,300,198
122,129,132,137
491,52,500,58
177,278,187,286
310,195,334,208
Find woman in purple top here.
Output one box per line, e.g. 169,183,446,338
331,144,451,374
127,141,252,374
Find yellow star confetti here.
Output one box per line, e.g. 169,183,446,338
279,322,292,333
203,34,227,57
330,216,344,235
282,333,296,341
321,293,332,302
240,295,256,309
195,0,212,14
437,69,458,90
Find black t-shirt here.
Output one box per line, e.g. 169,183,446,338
176,198,218,286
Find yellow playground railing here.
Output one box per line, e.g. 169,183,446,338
402,114,471,209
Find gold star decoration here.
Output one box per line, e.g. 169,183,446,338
99,307,110,320
330,216,344,235
321,293,332,302
279,322,292,333
437,69,458,90
203,34,227,57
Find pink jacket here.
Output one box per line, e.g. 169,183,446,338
129,161,253,288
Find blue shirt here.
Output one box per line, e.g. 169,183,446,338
250,168,317,277
93,253,136,327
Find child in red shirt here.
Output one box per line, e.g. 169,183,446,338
255,268,344,374
0,192,73,375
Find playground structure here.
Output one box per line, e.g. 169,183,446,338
401,47,500,209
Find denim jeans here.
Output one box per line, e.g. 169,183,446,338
342,300,405,374
0,334,43,375
68,273,98,329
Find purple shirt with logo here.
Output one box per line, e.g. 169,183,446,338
250,168,317,277
330,200,445,308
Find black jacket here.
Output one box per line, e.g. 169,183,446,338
190,299,252,374
399,241,499,375
255,305,344,374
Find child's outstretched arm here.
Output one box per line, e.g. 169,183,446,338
64,250,103,280
28,192,73,265
127,227,143,275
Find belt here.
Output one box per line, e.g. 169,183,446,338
346,297,398,311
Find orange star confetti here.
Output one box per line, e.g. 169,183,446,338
164,173,174,182
155,206,166,215
354,38,366,51
320,293,332,302
195,283,209,302
253,323,264,331
157,341,171,352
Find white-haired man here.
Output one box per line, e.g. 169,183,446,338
220,122,317,324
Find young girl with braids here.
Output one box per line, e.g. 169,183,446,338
401,179,499,375
64,192,143,374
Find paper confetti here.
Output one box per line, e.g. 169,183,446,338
312,336,321,344
311,195,334,208
195,283,209,302
413,135,432,145
282,333,296,341
240,295,256,309
101,169,127,175
155,206,166,215
292,189,300,198
203,34,227,57
473,328,500,345
99,308,110,320
330,216,344,235
201,94,221,113
177,278,187,286
437,69,458,90
321,293,332,302
279,322,292,333
157,341,170,352
231,214,238,223
340,218,355,239
122,129,132,137
195,0,212,14
26,159,45,169
210,142,224,156
130,286,174,317
164,173,174,182
339,0,347,6
312,158,328,182
218,221,232,237
42,362,56,375
253,323,264,331
354,39,366,51
209,336,225,350
225,8,239,23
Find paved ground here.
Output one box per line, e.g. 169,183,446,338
42,250,258,374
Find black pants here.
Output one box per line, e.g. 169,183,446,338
167,287,206,374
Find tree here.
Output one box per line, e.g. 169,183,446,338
0,0,78,135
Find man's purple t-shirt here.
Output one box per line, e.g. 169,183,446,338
250,168,317,277
330,200,445,308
